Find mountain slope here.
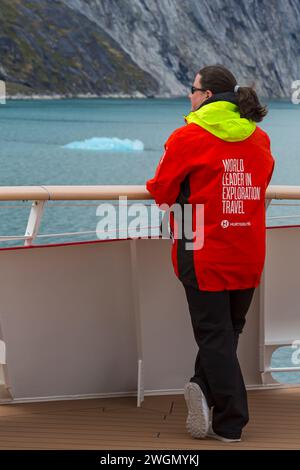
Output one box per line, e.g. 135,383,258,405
63,0,300,98
1,0,299,97
0,0,159,97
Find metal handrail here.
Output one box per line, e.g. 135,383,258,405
0,186,152,201
0,184,299,201
0,185,299,246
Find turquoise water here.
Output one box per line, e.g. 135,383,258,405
1,98,299,184
0,98,186,187
271,347,300,384
0,98,300,383
0,98,188,244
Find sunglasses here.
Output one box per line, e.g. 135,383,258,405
190,86,206,94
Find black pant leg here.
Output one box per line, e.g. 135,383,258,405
184,285,249,439
191,342,214,408
184,287,214,407
230,288,255,350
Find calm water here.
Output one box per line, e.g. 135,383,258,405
0,97,300,382
0,98,189,243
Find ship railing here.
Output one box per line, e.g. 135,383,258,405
0,184,299,244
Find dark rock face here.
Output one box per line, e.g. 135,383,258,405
0,0,159,96
1,0,299,97
63,0,300,98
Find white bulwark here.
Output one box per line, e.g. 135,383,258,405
0,185,299,405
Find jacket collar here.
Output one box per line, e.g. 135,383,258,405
185,96,256,142
196,91,238,111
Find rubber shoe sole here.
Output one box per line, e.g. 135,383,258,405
207,425,241,443
184,382,209,439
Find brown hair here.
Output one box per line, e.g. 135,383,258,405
198,65,267,122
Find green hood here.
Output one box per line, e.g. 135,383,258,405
185,101,256,142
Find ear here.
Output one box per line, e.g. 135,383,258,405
206,90,213,99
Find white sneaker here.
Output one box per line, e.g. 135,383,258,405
184,382,209,439
207,424,241,443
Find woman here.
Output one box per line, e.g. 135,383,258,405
146,65,275,442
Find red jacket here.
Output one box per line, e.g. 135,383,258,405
146,101,275,291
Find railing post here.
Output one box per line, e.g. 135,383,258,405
24,200,46,246
0,323,12,400
259,198,273,385
130,239,144,407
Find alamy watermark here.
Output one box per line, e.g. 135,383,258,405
291,80,300,104
0,80,6,105
95,196,204,251
291,340,300,365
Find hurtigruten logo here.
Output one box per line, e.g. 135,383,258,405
221,220,251,228
221,220,229,228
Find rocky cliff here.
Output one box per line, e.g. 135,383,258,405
1,0,299,98
0,0,159,97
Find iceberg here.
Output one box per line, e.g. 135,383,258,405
63,137,144,151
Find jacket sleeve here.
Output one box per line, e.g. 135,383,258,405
146,129,191,207
265,133,275,187
266,159,275,187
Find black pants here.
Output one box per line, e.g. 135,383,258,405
184,284,255,440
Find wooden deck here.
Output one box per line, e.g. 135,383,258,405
0,387,300,450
